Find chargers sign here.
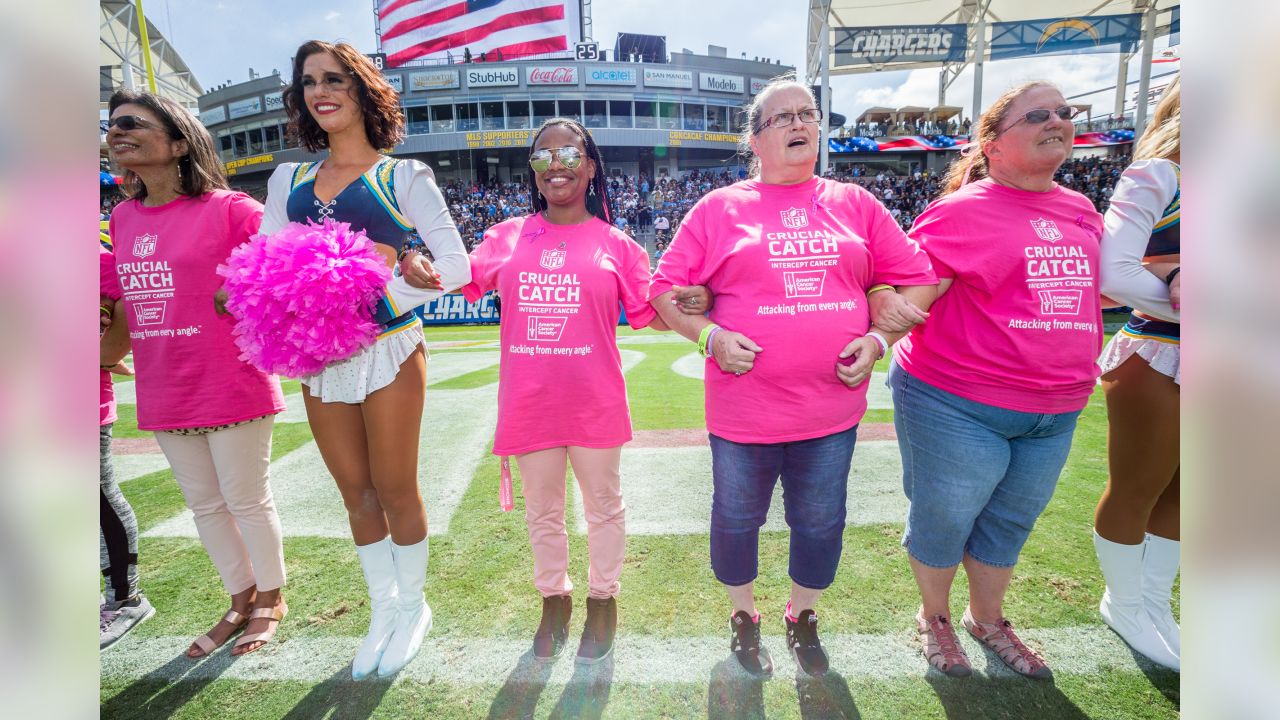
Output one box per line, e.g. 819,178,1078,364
990,14,1141,60
834,24,966,66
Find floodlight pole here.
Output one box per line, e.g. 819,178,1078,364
970,2,988,124
134,0,158,93
819,16,831,175
1134,5,1158,133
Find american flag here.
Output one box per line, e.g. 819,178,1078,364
377,0,582,68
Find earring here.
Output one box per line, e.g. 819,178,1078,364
588,183,597,196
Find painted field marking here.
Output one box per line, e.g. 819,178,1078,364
142,349,647,538
100,624,1167,684
570,440,905,535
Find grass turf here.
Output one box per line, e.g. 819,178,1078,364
102,324,1179,718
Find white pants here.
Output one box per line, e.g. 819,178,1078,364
154,417,286,593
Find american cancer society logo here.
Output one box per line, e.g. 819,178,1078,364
1029,218,1062,242
539,248,566,271
780,207,808,229
133,233,157,259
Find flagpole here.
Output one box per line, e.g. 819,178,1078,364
134,0,158,93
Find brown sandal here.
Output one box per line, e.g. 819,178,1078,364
232,602,288,655
189,609,249,658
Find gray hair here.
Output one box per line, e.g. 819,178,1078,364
737,75,816,178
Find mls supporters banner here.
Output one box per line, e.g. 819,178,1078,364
989,14,1142,61
833,24,967,68
377,0,582,68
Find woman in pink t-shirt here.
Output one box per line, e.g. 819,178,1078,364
885,82,1107,679
102,90,288,658
649,79,937,679
452,118,668,664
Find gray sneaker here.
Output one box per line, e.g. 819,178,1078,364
100,595,155,650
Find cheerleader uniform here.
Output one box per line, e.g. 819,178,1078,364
261,156,470,401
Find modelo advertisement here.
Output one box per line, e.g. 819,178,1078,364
699,72,744,94
526,66,578,85
467,68,519,88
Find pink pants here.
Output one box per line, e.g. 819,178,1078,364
154,417,286,594
517,445,625,600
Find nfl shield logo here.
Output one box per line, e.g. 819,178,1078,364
539,248,566,270
133,233,157,258
780,207,808,229
1029,218,1062,242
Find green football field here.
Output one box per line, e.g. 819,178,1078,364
100,324,1179,719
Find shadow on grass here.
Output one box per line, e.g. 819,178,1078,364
925,672,1089,719
706,655,766,720
547,656,615,720
278,665,393,719
1132,647,1181,705
101,650,232,719
796,669,862,719
487,650,556,720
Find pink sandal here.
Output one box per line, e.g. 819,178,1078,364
189,609,248,658
916,611,972,677
232,602,288,655
961,608,1053,680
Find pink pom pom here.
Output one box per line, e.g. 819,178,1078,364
217,219,392,377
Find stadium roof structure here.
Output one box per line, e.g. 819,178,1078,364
805,0,1179,168
100,0,203,110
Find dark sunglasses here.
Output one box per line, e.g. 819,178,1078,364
529,146,584,173
999,106,1079,135
107,115,161,132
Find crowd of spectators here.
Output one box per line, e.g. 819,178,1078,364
1053,154,1130,213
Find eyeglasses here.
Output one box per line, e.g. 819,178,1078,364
107,115,160,132
756,108,823,133
301,73,354,92
529,146,584,173
999,106,1080,135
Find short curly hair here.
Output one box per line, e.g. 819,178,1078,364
283,40,404,152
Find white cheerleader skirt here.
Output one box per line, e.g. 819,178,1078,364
301,324,427,404
1098,332,1180,385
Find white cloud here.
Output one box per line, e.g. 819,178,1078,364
324,11,340,22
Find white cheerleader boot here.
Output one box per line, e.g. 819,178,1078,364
377,537,433,677
1142,533,1181,656
352,537,399,680
1094,530,1180,671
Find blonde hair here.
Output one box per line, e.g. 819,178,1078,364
940,81,1058,196
1133,74,1180,162
738,75,816,178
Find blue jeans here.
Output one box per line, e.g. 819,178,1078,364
709,426,857,589
888,362,1081,569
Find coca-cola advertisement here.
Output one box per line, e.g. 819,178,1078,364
526,66,579,85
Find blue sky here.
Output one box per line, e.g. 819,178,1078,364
157,0,1175,123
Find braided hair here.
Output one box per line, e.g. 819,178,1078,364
526,117,612,224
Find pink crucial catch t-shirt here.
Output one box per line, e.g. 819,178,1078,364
109,191,285,431
651,176,936,444
100,243,120,426
895,179,1104,413
461,214,657,456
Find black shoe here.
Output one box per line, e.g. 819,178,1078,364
786,609,829,677
729,610,773,678
533,594,572,660
576,597,617,664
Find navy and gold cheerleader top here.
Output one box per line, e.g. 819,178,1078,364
1124,162,1180,343
260,156,472,338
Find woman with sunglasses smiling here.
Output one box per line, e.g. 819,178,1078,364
649,78,937,679
446,118,672,664
102,89,289,658
260,40,469,679
886,82,1104,679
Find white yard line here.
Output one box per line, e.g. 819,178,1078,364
101,624,1166,684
